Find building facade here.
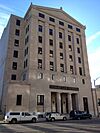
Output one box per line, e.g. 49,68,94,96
0,4,94,115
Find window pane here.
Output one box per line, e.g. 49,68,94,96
16,95,22,105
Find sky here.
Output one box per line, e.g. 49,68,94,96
0,0,100,86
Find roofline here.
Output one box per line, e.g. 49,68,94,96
24,3,85,29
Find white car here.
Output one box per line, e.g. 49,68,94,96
46,112,67,121
5,112,38,123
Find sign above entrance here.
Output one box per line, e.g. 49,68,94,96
49,85,79,91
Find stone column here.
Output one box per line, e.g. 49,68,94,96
57,92,61,113
68,93,72,113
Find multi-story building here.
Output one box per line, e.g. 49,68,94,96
0,4,94,115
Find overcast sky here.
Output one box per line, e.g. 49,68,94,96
0,0,100,86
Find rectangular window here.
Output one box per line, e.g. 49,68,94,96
68,45,72,51
38,47,42,54
25,36,29,45
68,35,71,41
49,50,53,57
49,29,53,35
82,79,85,84
76,28,80,32
59,32,62,38
76,38,79,44
79,67,82,75
38,25,42,32
78,57,81,63
70,65,74,74
14,39,19,46
15,29,20,36
16,19,20,26
37,95,44,105
60,64,64,72
59,42,63,49
98,99,100,106
12,62,17,70
38,59,42,69
60,53,63,59
69,55,73,61
49,17,55,22
50,61,54,71
59,21,64,26
68,24,73,29
11,74,16,80
77,47,80,53
13,50,18,58
39,13,45,18
49,39,53,46
38,73,43,79
38,36,42,43
26,25,29,34
16,95,22,106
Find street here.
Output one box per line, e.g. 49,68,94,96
0,118,100,133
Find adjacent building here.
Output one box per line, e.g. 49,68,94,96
0,4,94,115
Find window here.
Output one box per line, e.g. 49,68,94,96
60,53,63,59
38,47,42,54
59,32,62,38
49,50,53,57
70,65,74,74
12,62,17,70
16,95,22,105
25,36,29,45
82,79,85,84
76,28,80,32
16,19,20,26
98,99,100,106
49,29,53,35
26,25,29,34
68,24,73,29
59,42,63,49
11,74,16,80
23,73,26,81
38,73,43,79
79,67,82,75
68,35,71,41
49,39,53,46
77,47,80,53
13,50,18,58
59,21,64,26
37,95,44,105
39,13,45,18
14,39,19,46
25,59,28,67
69,55,73,61
38,59,42,69
49,17,55,22
68,45,72,51
51,74,54,80
38,36,42,43
60,64,64,72
38,25,42,32
15,29,20,36
50,61,54,71
76,38,79,44
78,57,81,63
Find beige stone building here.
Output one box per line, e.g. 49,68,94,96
0,4,94,115
92,85,100,117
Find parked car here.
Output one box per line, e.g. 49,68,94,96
46,112,67,121
32,112,46,122
5,111,38,123
70,110,92,120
